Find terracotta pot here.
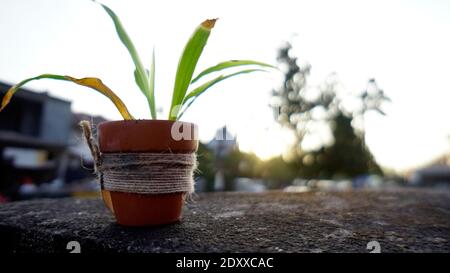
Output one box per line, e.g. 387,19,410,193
97,120,198,226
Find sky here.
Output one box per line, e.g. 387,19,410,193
0,0,449,172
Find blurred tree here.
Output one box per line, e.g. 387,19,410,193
196,142,215,191
304,112,382,178
222,149,261,190
260,156,297,189
352,78,391,145
272,42,387,179
222,149,297,190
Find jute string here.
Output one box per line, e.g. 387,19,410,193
79,120,196,194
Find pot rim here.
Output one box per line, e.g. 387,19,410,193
98,119,197,127
97,119,199,153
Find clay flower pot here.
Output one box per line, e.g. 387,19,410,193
97,120,198,226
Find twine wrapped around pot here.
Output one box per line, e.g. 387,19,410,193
79,120,196,195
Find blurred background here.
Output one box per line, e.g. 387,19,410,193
0,0,449,202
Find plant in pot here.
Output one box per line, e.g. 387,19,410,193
0,2,274,226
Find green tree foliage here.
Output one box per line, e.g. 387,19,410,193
196,142,216,191
197,145,297,190
297,112,382,178
272,42,388,179
221,150,298,190
260,156,298,189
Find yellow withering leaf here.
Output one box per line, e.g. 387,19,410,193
0,74,134,120
64,76,134,120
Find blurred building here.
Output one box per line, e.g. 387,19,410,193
409,152,450,188
0,81,104,201
207,126,238,159
207,126,238,191
0,82,71,199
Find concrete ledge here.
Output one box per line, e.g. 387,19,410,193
0,189,449,253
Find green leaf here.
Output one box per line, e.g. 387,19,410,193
0,74,134,120
191,60,275,84
98,2,156,119
149,48,156,118
169,19,217,120
133,69,146,94
177,69,266,119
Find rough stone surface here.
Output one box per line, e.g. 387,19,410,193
0,189,449,253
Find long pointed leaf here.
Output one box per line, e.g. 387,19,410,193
133,69,146,93
0,74,134,120
149,48,156,118
177,69,266,119
98,2,156,118
65,76,134,120
169,19,217,120
191,60,275,84
0,74,65,111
